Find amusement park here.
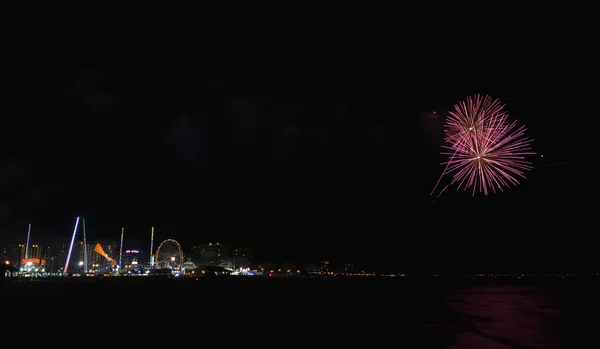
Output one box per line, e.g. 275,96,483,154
3,218,371,281
4,217,236,280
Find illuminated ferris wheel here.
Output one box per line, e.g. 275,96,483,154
154,239,183,270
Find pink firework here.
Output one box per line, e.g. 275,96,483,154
431,95,535,200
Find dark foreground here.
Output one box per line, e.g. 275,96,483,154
1,276,595,348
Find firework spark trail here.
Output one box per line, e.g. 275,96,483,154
431,94,535,199
430,147,459,196
432,183,450,203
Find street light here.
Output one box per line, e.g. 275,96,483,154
4,260,9,265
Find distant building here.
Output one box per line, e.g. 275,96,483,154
20,244,42,260
14,243,44,262
256,262,275,275
77,241,108,272
333,262,360,274
102,243,118,262
1,245,20,267
218,256,250,271
305,261,330,276
49,244,69,272
43,244,68,272
231,246,254,265
16,244,48,270
182,261,196,271
122,249,141,270
186,266,231,277
189,243,229,265
280,262,297,275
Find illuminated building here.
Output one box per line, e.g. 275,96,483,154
17,244,46,270
185,266,231,277
218,256,250,271
30,245,41,259
101,243,118,266
106,244,117,257
231,246,253,265
304,261,330,276
122,249,141,270
320,260,330,273
189,243,229,265
78,242,107,272
304,264,318,274
19,244,41,261
1,245,20,267
19,245,47,272
47,244,68,272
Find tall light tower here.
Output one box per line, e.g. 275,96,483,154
118,227,124,270
64,217,80,274
82,217,88,273
149,226,155,268
25,223,31,259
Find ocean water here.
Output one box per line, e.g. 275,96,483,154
1,277,590,348
424,284,578,348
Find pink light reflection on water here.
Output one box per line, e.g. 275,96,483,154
447,285,566,349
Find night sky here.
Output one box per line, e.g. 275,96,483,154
1,29,580,272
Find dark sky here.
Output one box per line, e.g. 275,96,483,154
1,27,581,272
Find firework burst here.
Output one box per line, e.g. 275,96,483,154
431,95,535,200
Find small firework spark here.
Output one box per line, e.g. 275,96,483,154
431,95,535,200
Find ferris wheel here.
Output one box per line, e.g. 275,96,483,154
154,239,184,270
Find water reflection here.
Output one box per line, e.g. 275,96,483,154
445,285,566,348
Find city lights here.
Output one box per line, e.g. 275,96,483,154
0,221,383,280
